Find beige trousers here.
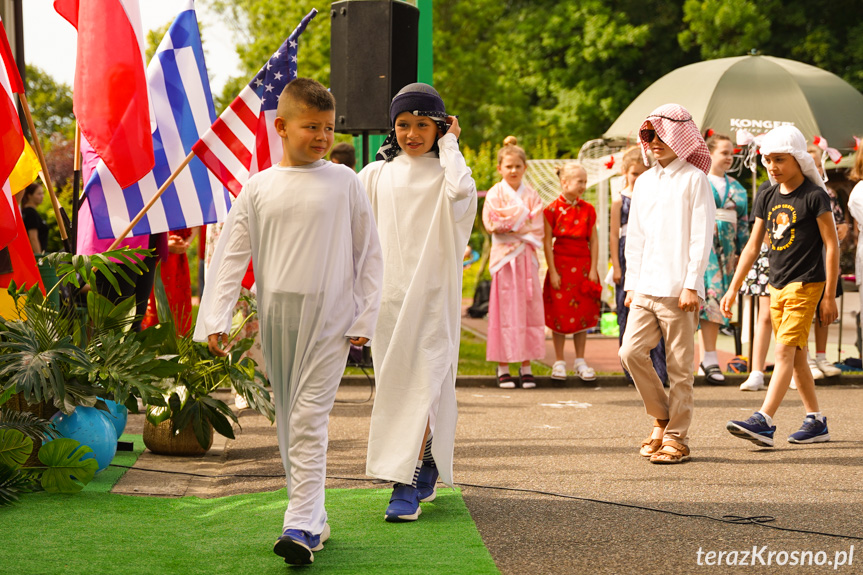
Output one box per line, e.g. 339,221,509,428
619,293,699,444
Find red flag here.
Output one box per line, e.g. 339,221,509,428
0,202,44,293
53,0,153,189
0,17,24,250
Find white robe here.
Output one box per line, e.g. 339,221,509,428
194,161,382,532
360,133,477,486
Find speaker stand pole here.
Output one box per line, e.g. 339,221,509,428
362,131,370,168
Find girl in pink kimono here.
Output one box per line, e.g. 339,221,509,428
482,137,546,388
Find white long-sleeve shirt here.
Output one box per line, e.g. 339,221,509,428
623,157,715,299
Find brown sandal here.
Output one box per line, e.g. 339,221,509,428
640,419,669,457
649,439,691,464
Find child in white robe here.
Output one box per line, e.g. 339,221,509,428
194,79,382,565
360,83,477,522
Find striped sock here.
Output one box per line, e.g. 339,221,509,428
411,460,422,488
423,434,434,465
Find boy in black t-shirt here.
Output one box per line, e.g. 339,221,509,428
720,125,839,447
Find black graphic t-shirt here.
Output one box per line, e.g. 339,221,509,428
751,178,831,289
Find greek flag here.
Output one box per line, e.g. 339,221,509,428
85,0,231,240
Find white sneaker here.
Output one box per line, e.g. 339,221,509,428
807,358,825,380
551,360,567,380
739,372,766,391
574,360,596,382
789,376,797,390
815,358,841,377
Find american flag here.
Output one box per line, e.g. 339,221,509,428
192,9,317,196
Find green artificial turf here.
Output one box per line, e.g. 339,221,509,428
82,433,146,494
3,436,499,575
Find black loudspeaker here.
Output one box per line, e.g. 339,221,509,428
330,0,419,134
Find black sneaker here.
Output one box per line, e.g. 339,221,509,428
726,412,775,447
788,415,830,444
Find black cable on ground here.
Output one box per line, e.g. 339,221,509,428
107,465,862,542
334,366,374,404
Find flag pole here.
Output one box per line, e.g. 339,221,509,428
107,151,196,250
19,92,72,253
71,122,81,254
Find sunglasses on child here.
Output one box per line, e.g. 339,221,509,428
639,129,663,143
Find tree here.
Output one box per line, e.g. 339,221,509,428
22,65,74,147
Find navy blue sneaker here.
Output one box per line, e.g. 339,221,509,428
788,415,830,444
273,524,329,565
726,412,776,447
385,483,421,522
416,463,439,502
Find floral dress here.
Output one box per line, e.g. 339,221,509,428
701,174,749,325
543,196,600,334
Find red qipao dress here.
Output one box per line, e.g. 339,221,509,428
542,196,601,334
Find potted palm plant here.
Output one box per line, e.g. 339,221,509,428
0,249,178,461
142,274,274,455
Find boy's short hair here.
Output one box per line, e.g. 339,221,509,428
277,78,335,119
555,162,586,181
330,142,356,169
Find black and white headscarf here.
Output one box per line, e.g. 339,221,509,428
376,111,448,162
376,83,448,162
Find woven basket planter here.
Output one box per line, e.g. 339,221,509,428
143,419,213,456
6,393,60,467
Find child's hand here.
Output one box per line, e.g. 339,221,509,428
719,290,737,319
167,234,189,254
819,296,838,327
612,266,621,285
589,268,599,284
624,291,633,308
441,115,461,139
678,288,699,313
208,333,230,357
549,269,561,290
349,336,369,346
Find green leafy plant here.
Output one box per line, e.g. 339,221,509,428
0,407,98,506
145,272,274,450
0,248,179,415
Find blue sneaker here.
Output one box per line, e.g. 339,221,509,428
385,483,421,522
726,412,775,447
788,415,830,444
416,463,439,502
273,524,329,565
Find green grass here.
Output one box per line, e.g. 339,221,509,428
5,487,497,575
4,434,498,575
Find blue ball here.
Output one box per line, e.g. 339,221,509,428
102,400,129,438
50,406,118,472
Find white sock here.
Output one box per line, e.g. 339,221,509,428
574,357,586,365
497,365,509,377
815,352,828,363
757,411,774,426
807,411,825,422
703,350,719,366
520,364,532,375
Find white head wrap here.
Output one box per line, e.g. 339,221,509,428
759,125,827,192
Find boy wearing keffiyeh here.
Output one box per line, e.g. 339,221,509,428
619,103,715,464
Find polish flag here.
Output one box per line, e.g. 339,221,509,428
54,0,154,189
0,16,24,250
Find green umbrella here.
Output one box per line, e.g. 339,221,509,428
604,55,863,153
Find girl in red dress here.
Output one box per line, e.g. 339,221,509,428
141,227,198,335
543,163,601,381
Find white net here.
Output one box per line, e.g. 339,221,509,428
523,139,632,308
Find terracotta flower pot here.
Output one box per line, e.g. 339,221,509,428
143,419,213,456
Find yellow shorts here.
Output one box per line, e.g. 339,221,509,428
768,282,825,348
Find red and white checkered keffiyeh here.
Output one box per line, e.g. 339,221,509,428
639,103,711,174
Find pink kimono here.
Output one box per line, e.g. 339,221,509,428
482,181,546,363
